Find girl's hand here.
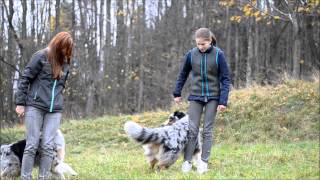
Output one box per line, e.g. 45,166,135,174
174,97,182,105
15,105,25,123
217,105,227,112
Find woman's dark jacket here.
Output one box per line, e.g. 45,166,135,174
15,49,69,112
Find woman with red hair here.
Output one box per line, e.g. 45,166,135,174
15,32,74,180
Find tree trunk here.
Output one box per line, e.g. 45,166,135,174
55,0,60,33
71,0,75,38
115,0,126,111
0,3,5,122
85,0,98,116
94,0,105,114
48,0,52,39
225,5,232,85
138,0,146,112
291,16,301,79
254,22,260,83
246,19,254,87
85,85,94,116
102,0,111,112
98,0,105,79
123,0,133,113
234,25,240,88
20,0,28,65
31,0,35,40
21,0,27,39
305,16,320,72
7,0,15,122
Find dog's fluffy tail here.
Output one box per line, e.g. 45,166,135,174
54,162,77,176
124,121,163,144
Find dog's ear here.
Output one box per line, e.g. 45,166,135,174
173,111,182,116
1,144,12,154
175,111,185,119
10,140,26,162
1,144,8,154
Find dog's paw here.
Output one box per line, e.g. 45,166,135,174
54,162,77,176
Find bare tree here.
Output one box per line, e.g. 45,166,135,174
1,0,319,123
55,0,61,33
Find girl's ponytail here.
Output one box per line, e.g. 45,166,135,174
211,35,217,46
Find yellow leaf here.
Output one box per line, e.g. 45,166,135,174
255,17,262,22
229,0,235,7
244,11,251,16
305,7,311,13
117,10,126,16
132,116,139,122
50,17,55,32
274,16,280,20
218,2,226,6
252,0,257,6
236,17,241,23
254,11,260,17
243,5,253,16
297,7,305,13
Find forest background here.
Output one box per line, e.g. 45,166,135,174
0,0,319,124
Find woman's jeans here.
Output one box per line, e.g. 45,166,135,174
21,106,61,180
184,100,218,163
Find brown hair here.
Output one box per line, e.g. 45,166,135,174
195,28,217,46
47,31,74,79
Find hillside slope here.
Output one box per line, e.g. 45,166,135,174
1,80,319,179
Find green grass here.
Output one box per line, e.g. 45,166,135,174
61,140,318,180
0,80,319,179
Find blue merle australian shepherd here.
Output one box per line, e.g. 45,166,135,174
124,111,201,170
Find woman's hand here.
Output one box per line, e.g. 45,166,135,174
15,105,25,123
217,105,227,112
174,97,182,105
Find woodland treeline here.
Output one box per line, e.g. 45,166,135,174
0,0,319,124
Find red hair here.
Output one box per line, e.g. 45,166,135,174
47,32,74,79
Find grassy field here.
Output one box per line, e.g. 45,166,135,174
1,80,319,179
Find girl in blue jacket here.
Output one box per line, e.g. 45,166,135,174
173,28,230,174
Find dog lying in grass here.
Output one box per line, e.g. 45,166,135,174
0,130,77,179
124,111,201,170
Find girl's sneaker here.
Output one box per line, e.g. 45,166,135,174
181,161,192,173
197,160,208,174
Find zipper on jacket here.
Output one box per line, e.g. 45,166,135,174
190,52,194,80
204,54,210,97
49,80,57,112
200,54,204,96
